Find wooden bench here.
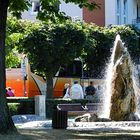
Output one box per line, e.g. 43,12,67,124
86,103,102,112
57,103,101,115
52,103,102,129
57,103,88,115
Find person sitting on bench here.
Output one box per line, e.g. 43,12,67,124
63,83,71,99
85,81,96,99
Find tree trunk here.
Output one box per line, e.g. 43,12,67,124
46,73,54,98
0,0,17,133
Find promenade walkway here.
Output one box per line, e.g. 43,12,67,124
8,115,140,140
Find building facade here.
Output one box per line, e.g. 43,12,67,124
105,0,140,27
21,0,140,28
83,0,140,27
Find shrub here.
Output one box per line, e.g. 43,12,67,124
7,98,35,116
7,97,101,118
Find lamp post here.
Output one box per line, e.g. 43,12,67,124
81,58,84,79
78,57,84,89
21,56,28,97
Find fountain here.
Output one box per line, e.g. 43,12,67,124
102,34,138,121
72,35,140,130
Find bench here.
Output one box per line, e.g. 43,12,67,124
86,103,102,112
52,103,102,129
57,103,101,115
57,103,87,115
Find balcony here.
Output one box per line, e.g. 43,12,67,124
132,18,140,29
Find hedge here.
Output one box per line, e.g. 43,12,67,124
7,98,35,116
7,97,100,118
46,97,100,118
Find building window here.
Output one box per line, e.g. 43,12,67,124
117,0,120,13
117,15,120,24
137,5,140,18
123,0,127,15
123,0,127,24
31,1,40,12
124,17,126,24
29,0,40,15
116,0,121,24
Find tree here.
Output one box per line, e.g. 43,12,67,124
5,16,41,68
19,21,86,98
0,0,98,133
83,24,113,78
0,0,18,134
83,25,140,78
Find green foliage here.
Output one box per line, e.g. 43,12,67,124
6,16,140,79
0,0,99,134
8,103,19,116
37,0,99,22
6,51,20,68
109,25,140,62
7,0,99,23
7,98,99,118
20,21,86,76
64,0,100,10
83,25,114,78
83,25,140,78
18,20,87,97
7,98,35,116
9,0,30,18
5,16,42,68
6,17,23,68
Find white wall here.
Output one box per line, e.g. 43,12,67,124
127,0,135,24
21,10,37,21
105,0,116,26
105,0,140,26
127,0,140,24
60,0,82,20
21,0,39,21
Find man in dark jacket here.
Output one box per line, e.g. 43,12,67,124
85,81,96,99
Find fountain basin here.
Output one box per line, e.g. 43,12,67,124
68,121,140,131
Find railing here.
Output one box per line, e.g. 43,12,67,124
132,18,140,28
132,18,140,24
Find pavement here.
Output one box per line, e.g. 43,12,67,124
10,115,140,140
12,114,140,132
12,115,52,129
12,114,75,129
